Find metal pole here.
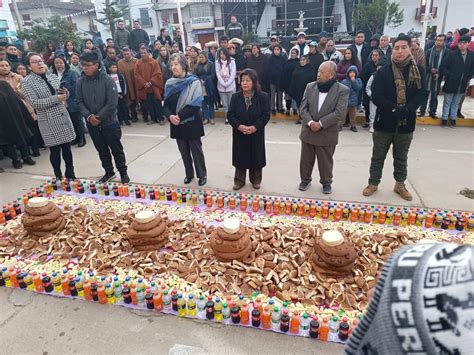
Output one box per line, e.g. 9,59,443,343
440,0,449,34
420,0,432,49
284,0,287,36
11,0,24,32
322,0,325,31
176,0,186,49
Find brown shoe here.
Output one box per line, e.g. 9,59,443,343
394,181,413,201
362,184,378,196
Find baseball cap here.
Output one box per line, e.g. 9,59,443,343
297,32,306,38
309,41,318,46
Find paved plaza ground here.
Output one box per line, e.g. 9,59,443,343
0,110,473,354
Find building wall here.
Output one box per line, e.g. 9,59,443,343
0,0,18,41
256,4,276,38
383,0,474,38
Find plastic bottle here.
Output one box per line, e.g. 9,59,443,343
145,288,154,310
98,284,107,304
290,310,300,334
240,302,249,325
196,294,205,313
17,273,26,289
9,266,18,288
122,286,131,304
177,294,186,316
309,317,320,338
130,284,138,305
262,306,271,329
113,282,122,302
91,281,99,302
105,283,115,304
231,306,241,324
251,309,261,327
52,272,62,293
171,289,179,311
329,316,339,340
41,273,54,293
300,313,310,336
205,298,215,320
338,317,350,341
280,310,290,332
153,290,164,312
163,290,171,309
254,297,263,314
214,297,223,321
187,294,197,316
2,267,10,288
83,280,92,301
76,277,84,297
271,306,280,330
319,317,330,341
69,278,78,297
137,288,145,304
24,273,34,291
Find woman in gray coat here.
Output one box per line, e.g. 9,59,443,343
22,53,77,179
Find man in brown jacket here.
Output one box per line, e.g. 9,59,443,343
298,61,349,194
118,47,141,122
135,47,164,125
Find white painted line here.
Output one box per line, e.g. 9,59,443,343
123,133,167,138
266,140,299,145
31,175,53,180
436,149,474,155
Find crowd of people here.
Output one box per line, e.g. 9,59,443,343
0,18,473,198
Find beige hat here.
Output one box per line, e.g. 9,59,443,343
229,37,244,46
205,41,218,49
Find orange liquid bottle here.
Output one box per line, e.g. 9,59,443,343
31,271,44,292
9,266,18,288
217,195,224,208
130,284,138,305
229,196,236,209
297,202,304,216
309,203,317,217
290,311,300,334
273,199,280,215
0,210,5,224
171,189,177,201
83,280,92,301
425,212,435,228
322,204,329,219
240,197,248,211
240,302,250,324
251,198,259,212
140,186,145,198
319,317,330,341
408,211,416,225
335,205,343,221
61,274,70,296
364,209,372,223
350,207,359,222
98,284,107,304
153,290,164,312
262,306,271,329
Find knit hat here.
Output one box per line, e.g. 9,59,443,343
319,31,329,39
309,41,318,47
459,28,469,36
297,32,306,38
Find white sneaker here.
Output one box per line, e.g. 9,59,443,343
369,127,374,133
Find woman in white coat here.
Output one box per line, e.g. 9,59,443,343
215,47,236,124
22,53,76,179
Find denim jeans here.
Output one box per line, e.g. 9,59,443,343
144,93,163,122
441,93,463,121
201,96,215,120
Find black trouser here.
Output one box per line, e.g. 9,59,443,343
69,111,85,140
420,89,440,115
26,119,41,154
49,142,74,179
129,100,139,120
117,97,131,123
176,138,207,179
144,93,162,122
234,168,262,186
89,125,127,174
1,144,29,161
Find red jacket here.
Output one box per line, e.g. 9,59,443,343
450,32,474,52
134,58,163,101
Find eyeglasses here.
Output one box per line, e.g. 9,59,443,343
30,60,44,65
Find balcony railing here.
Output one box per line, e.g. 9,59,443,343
415,6,438,21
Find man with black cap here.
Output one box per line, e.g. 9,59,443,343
439,35,474,127
75,52,130,184
307,41,324,76
291,32,309,56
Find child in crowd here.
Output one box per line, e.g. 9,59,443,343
365,64,384,133
107,62,131,126
341,65,363,132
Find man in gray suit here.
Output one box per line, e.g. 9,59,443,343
298,61,349,194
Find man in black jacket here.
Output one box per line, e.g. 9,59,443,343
130,20,150,53
421,34,449,118
362,35,427,201
349,31,371,67
76,52,130,184
307,41,324,76
439,36,474,127
158,28,173,47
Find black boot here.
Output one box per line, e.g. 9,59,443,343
65,168,76,180
23,156,36,165
120,171,130,184
77,135,86,148
13,159,23,169
54,169,63,179
98,171,115,183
